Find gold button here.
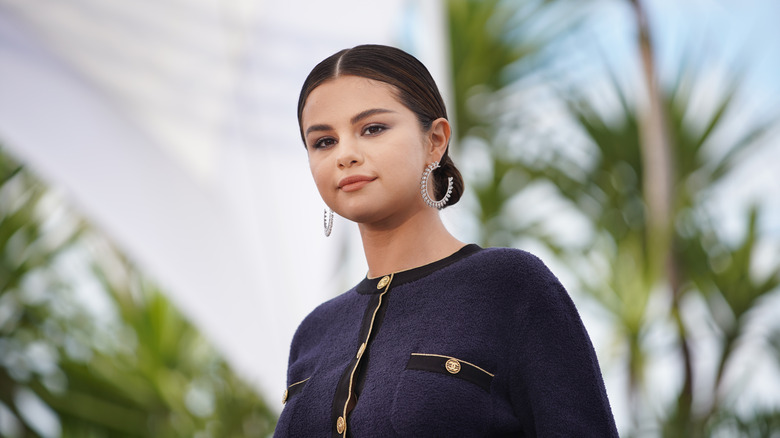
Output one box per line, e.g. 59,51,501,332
445,358,461,374
357,342,366,359
282,389,288,404
377,275,390,289
336,416,346,434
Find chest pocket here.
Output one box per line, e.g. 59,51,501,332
282,376,310,405
390,353,495,436
275,376,312,437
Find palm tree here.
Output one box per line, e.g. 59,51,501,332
0,145,276,437
446,0,780,435
447,0,587,247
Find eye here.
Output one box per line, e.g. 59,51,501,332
312,137,337,149
363,124,387,136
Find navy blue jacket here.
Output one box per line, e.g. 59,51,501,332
274,245,618,437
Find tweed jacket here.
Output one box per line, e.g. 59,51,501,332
274,245,618,437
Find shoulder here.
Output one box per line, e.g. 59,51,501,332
452,247,580,322
287,286,363,361
464,246,561,290
293,287,360,336
474,246,551,270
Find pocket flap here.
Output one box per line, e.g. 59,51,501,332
282,377,310,404
406,353,493,392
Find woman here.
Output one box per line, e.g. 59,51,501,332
275,44,618,437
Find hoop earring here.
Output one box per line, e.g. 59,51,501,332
420,161,453,209
323,208,334,237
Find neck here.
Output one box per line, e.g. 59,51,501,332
358,208,464,278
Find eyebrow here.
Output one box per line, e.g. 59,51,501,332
350,108,395,125
304,108,396,136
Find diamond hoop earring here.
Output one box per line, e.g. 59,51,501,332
420,161,453,209
323,208,334,237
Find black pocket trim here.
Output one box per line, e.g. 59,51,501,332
406,353,493,392
282,377,310,404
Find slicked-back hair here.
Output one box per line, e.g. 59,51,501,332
297,44,463,208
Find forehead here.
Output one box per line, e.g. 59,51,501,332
301,76,403,124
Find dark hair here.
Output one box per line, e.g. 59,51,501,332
297,44,463,208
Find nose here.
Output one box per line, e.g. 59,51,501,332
336,138,363,168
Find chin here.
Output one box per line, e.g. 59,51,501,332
333,198,376,221
339,210,379,225
335,203,390,225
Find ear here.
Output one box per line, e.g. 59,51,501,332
427,118,451,162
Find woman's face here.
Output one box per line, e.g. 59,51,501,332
301,75,445,226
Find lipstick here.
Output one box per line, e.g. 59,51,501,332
339,175,376,192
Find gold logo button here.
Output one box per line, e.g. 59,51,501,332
377,276,390,289
282,389,288,404
336,416,346,434
445,358,461,374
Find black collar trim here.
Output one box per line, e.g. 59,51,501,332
355,244,482,294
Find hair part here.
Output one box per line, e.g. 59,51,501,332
297,44,464,208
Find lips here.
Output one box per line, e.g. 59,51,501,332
338,175,377,192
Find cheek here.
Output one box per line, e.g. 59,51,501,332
393,140,427,180
387,160,422,184
308,157,330,192
381,150,426,197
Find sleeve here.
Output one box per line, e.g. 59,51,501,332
508,272,619,437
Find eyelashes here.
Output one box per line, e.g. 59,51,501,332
309,124,389,150
362,124,387,136
312,137,336,149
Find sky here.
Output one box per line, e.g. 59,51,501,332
599,0,780,241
